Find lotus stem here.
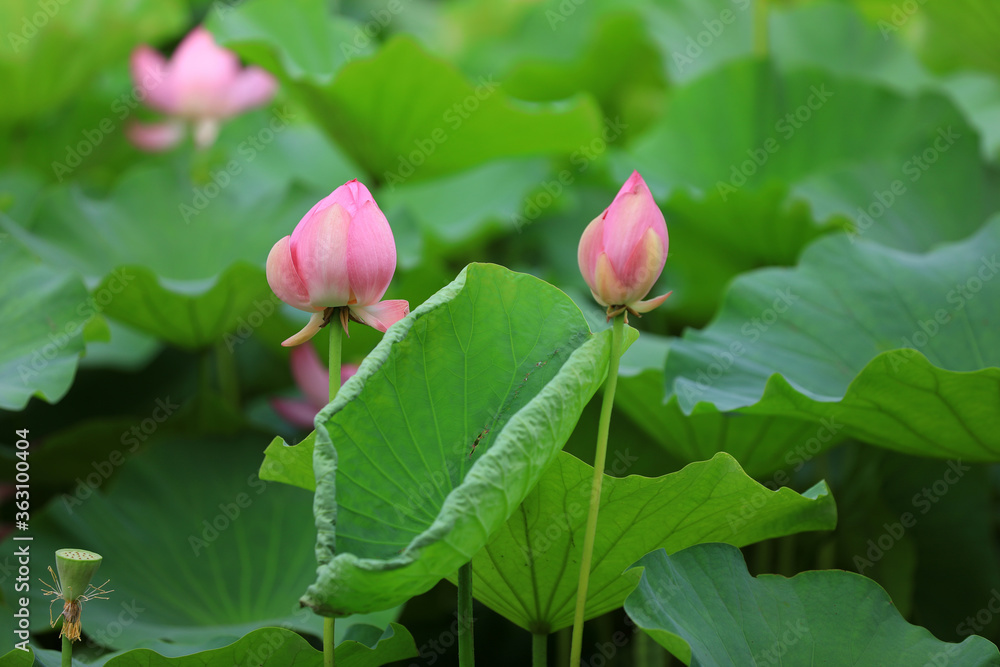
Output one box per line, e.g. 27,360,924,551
459,562,475,666
533,632,547,667
324,317,344,667
569,315,625,666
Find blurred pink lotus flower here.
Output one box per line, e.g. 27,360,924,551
127,26,277,151
578,171,671,319
271,344,359,429
266,179,410,346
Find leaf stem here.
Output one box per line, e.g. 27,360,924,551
324,315,344,667
458,562,475,667
324,617,336,667
754,0,768,56
533,633,547,667
569,315,625,667
62,635,72,667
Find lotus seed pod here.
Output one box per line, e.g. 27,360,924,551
55,548,102,602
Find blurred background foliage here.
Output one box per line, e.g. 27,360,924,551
2,0,1000,663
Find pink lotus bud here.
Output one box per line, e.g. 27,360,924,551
270,344,359,429
266,179,410,346
578,171,671,319
127,27,277,151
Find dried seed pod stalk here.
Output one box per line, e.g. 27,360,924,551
41,549,112,641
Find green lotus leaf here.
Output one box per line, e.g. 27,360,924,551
665,217,1000,460
302,263,637,615
625,543,1000,666
100,624,415,667
2,435,399,651
0,231,91,410
466,451,835,633
212,4,604,182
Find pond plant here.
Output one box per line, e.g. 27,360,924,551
3,1,1000,666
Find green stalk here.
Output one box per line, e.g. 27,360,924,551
324,618,336,667
634,627,667,667
754,0,769,57
532,633,547,667
458,562,475,666
324,314,344,667
215,341,240,410
557,627,571,667
62,635,72,667
569,315,625,667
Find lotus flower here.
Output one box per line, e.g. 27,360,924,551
271,345,359,429
127,27,277,151
266,179,410,346
578,171,670,319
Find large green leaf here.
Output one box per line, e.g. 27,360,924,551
608,316,845,476
627,60,987,252
302,264,636,615
467,451,835,633
214,5,604,181
0,649,32,666
613,58,987,324
3,435,398,651
769,3,1000,162
101,624,416,667
0,232,91,410
625,543,1000,666
894,0,1000,78
617,369,845,477
260,430,317,491
665,218,1000,460
0,0,186,123
377,157,551,253
207,0,364,85
659,184,846,326
497,11,668,138
0,162,325,348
